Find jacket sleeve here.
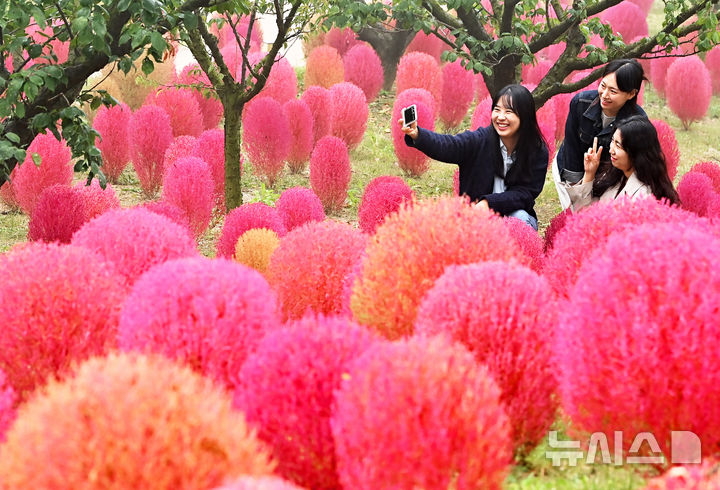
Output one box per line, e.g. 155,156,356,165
405,127,482,165
481,145,549,215
563,180,594,211
558,93,585,176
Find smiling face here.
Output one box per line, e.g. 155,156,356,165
598,73,637,117
491,96,521,145
609,129,634,177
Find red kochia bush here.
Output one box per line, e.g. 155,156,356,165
325,27,361,56
305,46,345,89
0,353,275,488
247,53,298,105
502,216,544,272
193,129,232,211
162,156,214,238
145,87,203,137
71,208,198,286
343,44,384,103
275,186,325,231
93,102,132,182
665,56,712,129
12,131,73,214
282,99,314,173
392,90,436,177
677,171,717,217
599,2,648,42
267,220,366,320
439,60,475,129
358,176,415,234
705,45,720,95
163,135,198,171
118,257,280,389
301,85,334,145
405,31,448,63
350,196,529,339
415,262,558,455
396,51,443,104
650,52,679,98
557,223,720,463
332,335,512,490
0,370,17,442
243,96,291,186
0,243,126,401
310,136,352,212
651,119,680,180
471,96,493,130
543,208,573,253
28,185,88,243
216,202,287,258
213,14,263,51
130,104,174,197
139,200,191,231
176,63,223,130
521,59,553,86
330,82,368,150
234,316,378,489
215,476,305,490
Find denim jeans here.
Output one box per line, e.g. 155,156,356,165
508,209,538,231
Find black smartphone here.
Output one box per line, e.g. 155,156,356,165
402,104,417,128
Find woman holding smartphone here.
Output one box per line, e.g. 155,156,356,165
401,84,548,230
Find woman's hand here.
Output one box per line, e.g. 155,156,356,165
398,118,418,140
582,137,603,183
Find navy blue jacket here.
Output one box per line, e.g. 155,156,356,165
557,90,647,176
405,125,548,218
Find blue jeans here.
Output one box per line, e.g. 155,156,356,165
508,209,538,231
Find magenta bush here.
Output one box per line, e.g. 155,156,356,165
343,43,384,103
476,73,490,102
234,315,377,489
28,185,86,243
78,180,120,221
439,60,475,129
163,135,198,171
650,54,679,98
395,87,436,119
521,59,553,86
176,63,223,130
275,186,325,231
118,257,280,389
650,119,680,180
215,476,304,490
396,51,442,104
665,56,712,129
552,92,573,141
0,370,16,442
282,99,314,173
71,207,198,286
247,53,298,105
358,176,415,234
599,2,648,42
305,46,345,89
471,96,493,130
557,223,720,462
332,335,512,489
405,31,448,63
690,161,720,192
677,171,716,217
139,200,191,231
309,136,352,212
242,96,291,186
705,45,720,95
214,14,263,52
93,102,132,182
392,91,436,177
216,202,287,258
300,85,334,146
145,87,203,137
543,208,573,253
0,243,127,401
502,216,544,272
130,104,174,197
193,129,232,212
629,0,654,15
325,27,361,56
162,156,214,238
329,82,368,150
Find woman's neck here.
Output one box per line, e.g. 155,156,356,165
501,135,518,155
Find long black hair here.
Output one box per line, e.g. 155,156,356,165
488,84,547,185
593,115,679,204
601,59,647,108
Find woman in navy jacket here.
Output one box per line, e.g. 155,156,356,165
402,84,549,230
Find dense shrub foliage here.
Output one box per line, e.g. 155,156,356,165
130,105,174,197
305,46,344,89
396,51,443,104
93,103,132,182
162,156,214,238
329,82,369,150
217,203,287,258
145,87,203,138
301,85,334,146
283,99,314,173
275,186,326,231
234,228,280,277
243,96,292,186
343,43,384,103
309,136,352,213
357,176,415,234
665,56,712,129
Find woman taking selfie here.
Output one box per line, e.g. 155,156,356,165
401,84,548,230
563,115,679,211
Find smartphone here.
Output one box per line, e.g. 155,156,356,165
402,104,417,128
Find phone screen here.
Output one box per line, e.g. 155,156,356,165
403,105,417,127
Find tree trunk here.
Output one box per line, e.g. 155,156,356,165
357,26,414,91
484,54,521,97
223,95,244,211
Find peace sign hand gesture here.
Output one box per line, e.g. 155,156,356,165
583,137,603,183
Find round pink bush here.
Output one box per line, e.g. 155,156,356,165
163,135,198,171
28,185,87,243
392,90,436,176
118,257,280,389
599,2,648,42
11,131,73,214
234,315,377,489
405,31,448,63
332,335,512,489
628,0,654,15
705,45,720,95
502,216,544,272
93,102,132,182
139,200,191,231
396,51,442,104
193,128,231,212
665,56,712,129
677,171,716,217
439,60,475,129
71,207,198,286
476,73,490,102
650,53,680,98
651,119,680,180
396,87,436,120
0,243,127,401
325,27,361,56
415,262,558,455
78,180,120,220
26,21,69,65
521,59,553,86
301,85,334,146
214,14,263,52
162,156,214,238
644,461,720,489
176,63,223,130
145,87,203,137
309,136,352,212
282,99,314,173
267,220,366,320
247,53,298,104
130,104,174,197
552,92,573,141
691,161,720,192
329,82,368,150
343,43,384,103
305,46,345,89
0,370,17,442
557,223,720,463
543,208,573,253
358,176,415,234
215,476,304,490
471,96,493,130
275,186,325,231
242,96,291,186
216,202,287,258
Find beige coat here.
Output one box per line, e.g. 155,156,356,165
564,171,652,212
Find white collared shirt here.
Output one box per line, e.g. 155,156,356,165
493,140,515,194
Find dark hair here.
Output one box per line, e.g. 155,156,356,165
488,84,547,185
601,59,647,107
593,115,679,204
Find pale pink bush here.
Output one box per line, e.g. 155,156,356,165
305,46,345,89
358,176,415,234
325,27,361,56
162,156,214,238
93,102,132,182
282,99,314,173
0,370,15,442
71,207,198,286
521,59,553,86
234,315,377,489
557,223,720,463
552,92,573,141
599,2,648,42
213,14,263,52
476,73,490,102
343,43,384,103
247,53,298,104
705,46,720,95
25,20,69,65
0,243,126,401
629,0,654,15
118,257,280,389
471,96,493,130
0,353,275,487
301,85,334,146
163,135,198,171
650,54,679,98
392,91,435,177
651,119,680,180
176,63,223,130
242,96,291,186
665,56,712,129
309,136,352,212
216,202,287,258
502,216,544,272
275,186,325,231
677,171,716,217
439,60,475,128
332,335,512,489
405,31,448,63
267,220,366,320
193,129,231,211
330,82,368,150
396,51,442,104
215,476,304,490
130,104,174,197
145,87,203,137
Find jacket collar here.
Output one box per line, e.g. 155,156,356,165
583,94,639,127
620,171,650,197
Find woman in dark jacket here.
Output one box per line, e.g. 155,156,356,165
402,84,548,230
